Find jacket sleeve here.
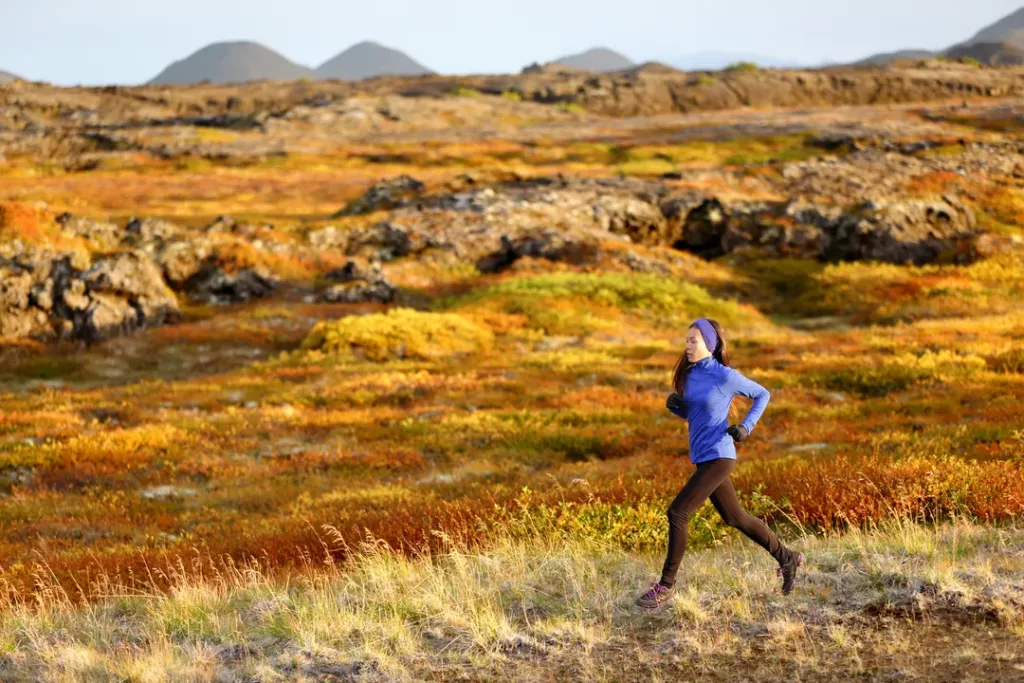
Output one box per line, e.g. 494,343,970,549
723,368,770,434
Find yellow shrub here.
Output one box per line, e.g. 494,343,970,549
523,349,621,372
300,308,493,361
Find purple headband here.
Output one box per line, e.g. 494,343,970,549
692,318,718,354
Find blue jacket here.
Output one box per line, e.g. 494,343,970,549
669,355,770,464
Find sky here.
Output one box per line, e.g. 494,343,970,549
1,0,1021,86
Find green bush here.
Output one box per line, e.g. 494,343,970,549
301,308,493,361
724,61,759,73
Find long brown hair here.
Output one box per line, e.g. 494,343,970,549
671,318,731,395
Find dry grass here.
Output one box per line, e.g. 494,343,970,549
1,517,1022,681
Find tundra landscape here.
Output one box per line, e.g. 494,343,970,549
2,16,1024,682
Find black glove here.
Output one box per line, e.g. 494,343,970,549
666,392,686,417
727,424,749,442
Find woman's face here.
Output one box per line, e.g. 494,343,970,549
686,326,711,363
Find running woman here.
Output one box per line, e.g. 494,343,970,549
636,317,803,609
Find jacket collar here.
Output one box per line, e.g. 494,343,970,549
693,355,716,368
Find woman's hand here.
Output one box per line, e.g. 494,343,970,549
666,392,685,416
726,424,749,442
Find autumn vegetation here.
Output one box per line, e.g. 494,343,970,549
1,83,1023,680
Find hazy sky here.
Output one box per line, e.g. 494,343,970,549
1,0,1020,85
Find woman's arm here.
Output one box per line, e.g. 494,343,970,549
666,392,687,419
723,368,770,435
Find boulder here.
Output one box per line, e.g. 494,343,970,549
591,194,675,245
824,196,977,264
0,249,180,342
154,235,277,305
676,198,730,258
334,175,426,217
951,232,1024,263
182,263,275,305
122,217,181,253
343,221,436,261
670,194,978,264
55,213,121,250
317,260,396,303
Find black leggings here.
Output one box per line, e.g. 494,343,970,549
659,457,790,588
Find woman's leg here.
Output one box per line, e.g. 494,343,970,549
708,475,790,565
659,458,735,588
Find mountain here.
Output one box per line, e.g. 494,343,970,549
549,47,634,72
667,51,795,70
0,70,20,84
963,6,1024,48
148,41,315,85
942,6,1024,64
945,41,1024,65
855,5,1024,66
316,41,433,80
855,49,936,65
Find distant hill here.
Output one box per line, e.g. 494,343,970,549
856,5,1024,66
945,41,1024,65
619,61,683,76
0,70,20,84
942,6,1024,64
148,41,315,85
549,47,634,72
316,41,433,80
521,62,589,75
963,6,1024,48
855,49,936,65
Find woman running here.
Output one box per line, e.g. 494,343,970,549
636,317,803,609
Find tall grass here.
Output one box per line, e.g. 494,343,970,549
1,516,1021,681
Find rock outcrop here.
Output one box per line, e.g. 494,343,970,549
327,176,981,267
51,213,280,305
317,260,396,303
0,249,179,342
676,195,978,264
334,175,426,217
